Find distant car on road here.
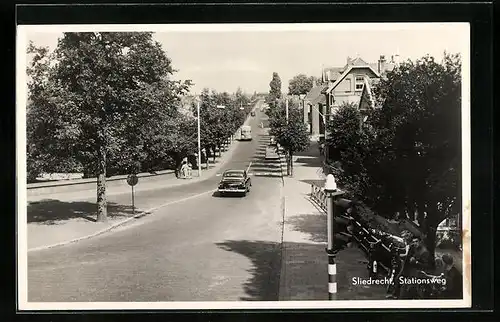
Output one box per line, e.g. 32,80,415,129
217,169,252,196
237,125,252,141
251,111,256,116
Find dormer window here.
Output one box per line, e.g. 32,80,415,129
355,76,365,91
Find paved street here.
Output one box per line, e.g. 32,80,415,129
27,107,285,302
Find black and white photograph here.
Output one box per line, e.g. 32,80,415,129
17,23,471,310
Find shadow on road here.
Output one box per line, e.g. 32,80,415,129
294,157,322,167
282,213,387,300
216,240,281,301
27,199,136,224
211,191,246,198
286,213,327,243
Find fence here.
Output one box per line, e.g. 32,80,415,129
309,183,395,275
310,184,328,210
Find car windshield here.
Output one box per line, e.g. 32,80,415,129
224,171,244,178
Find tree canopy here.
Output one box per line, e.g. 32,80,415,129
324,53,462,257
268,99,310,176
288,74,316,96
266,72,282,107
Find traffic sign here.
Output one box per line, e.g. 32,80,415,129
216,105,225,109
127,174,138,186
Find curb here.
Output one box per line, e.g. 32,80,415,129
278,172,287,300
28,170,176,190
27,104,261,252
28,189,216,252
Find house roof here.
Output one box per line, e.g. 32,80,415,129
359,78,376,111
325,64,380,94
322,56,381,94
305,85,328,105
349,57,369,66
322,67,343,82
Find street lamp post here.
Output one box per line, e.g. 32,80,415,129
324,173,345,300
196,97,202,178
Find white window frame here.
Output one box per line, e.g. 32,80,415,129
355,75,365,91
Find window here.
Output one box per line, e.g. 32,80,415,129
355,76,365,91
224,171,244,178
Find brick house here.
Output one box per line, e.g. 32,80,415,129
303,55,399,139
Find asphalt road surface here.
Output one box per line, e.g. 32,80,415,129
27,104,286,302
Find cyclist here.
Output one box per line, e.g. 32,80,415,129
441,253,463,299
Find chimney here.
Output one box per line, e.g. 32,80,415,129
393,53,400,66
346,56,352,65
378,55,386,74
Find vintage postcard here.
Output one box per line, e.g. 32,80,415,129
17,23,471,310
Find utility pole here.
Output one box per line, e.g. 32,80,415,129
197,97,202,178
285,96,289,123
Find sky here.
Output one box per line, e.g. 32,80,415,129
20,23,469,95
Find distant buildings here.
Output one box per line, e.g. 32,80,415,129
303,54,399,138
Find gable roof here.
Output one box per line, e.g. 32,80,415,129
359,78,376,111
305,85,328,105
350,57,369,66
325,64,380,94
322,67,343,82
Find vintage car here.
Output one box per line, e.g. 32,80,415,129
217,169,252,196
251,111,256,116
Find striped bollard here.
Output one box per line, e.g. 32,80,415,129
324,174,344,300
328,250,337,300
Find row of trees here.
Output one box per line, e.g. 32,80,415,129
27,32,252,221
196,87,251,164
324,53,462,258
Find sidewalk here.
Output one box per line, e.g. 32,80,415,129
28,156,225,203
279,141,386,301
26,138,240,251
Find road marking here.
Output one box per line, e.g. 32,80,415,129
27,189,216,252
246,161,252,173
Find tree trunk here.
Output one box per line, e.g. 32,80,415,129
423,207,441,270
205,146,210,169
289,151,294,177
96,144,107,222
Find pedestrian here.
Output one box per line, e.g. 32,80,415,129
441,253,463,299
179,160,187,179
399,236,432,299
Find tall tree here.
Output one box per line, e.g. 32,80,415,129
288,74,315,96
268,99,310,176
29,32,190,222
267,72,282,107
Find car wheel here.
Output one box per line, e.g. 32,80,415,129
242,191,247,197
